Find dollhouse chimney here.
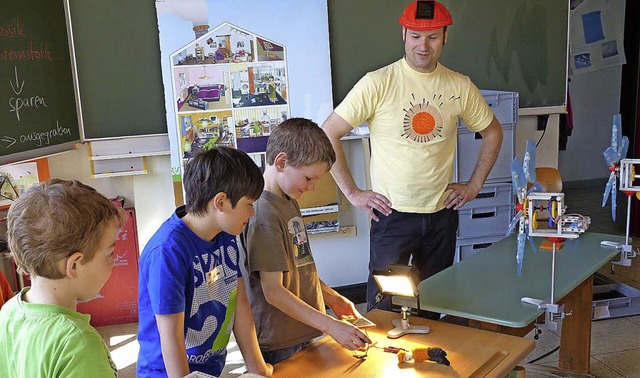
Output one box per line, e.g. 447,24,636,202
193,24,209,39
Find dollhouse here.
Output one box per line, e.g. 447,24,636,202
169,22,290,164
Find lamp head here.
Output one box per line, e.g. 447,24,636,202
373,264,420,298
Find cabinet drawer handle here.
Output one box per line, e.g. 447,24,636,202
471,211,495,219
472,243,493,249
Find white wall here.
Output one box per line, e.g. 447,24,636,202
515,114,560,169
558,66,623,181
311,138,371,287
47,143,175,254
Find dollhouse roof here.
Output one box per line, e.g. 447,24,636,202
170,21,285,58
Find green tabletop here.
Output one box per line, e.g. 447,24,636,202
414,232,625,328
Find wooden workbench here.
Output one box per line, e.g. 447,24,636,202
273,309,534,377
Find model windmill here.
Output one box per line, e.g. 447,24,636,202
506,140,543,276
601,114,639,271
508,140,591,332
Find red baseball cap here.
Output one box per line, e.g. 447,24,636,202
398,1,453,31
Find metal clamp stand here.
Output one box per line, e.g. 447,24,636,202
521,239,572,332
608,194,637,273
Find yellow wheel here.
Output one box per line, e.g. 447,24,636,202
551,200,558,219
523,199,529,219
636,192,640,200
532,210,539,230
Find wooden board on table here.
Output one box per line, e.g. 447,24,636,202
273,309,534,378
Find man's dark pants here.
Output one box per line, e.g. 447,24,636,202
367,208,458,319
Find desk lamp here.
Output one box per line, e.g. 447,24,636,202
373,264,430,339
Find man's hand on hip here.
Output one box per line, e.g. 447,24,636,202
444,182,481,210
348,189,392,221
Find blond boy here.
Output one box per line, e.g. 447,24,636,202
240,118,371,364
0,179,125,377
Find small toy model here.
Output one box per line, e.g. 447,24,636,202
602,114,629,222
507,140,543,276
601,114,639,271
508,141,591,333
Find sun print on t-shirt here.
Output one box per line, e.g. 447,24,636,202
401,93,459,143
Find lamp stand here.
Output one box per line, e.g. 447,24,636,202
387,306,430,339
521,238,571,332
608,194,636,273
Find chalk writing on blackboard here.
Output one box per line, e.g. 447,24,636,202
0,4,80,164
9,67,48,122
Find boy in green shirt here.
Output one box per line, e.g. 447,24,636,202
0,179,125,377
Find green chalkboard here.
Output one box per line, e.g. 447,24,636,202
68,0,167,140
0,0,80,164
328,0,568,111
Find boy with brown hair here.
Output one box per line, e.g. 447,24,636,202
137,146,273,377
240,118,371,364
0,179,126,377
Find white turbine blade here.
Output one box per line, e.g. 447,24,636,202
506,210,524,236
527,233,538,254
619,136,629,160
603,146,619,166
516,233,526,277
524,140,537,183
612,114,622,151
602,172,615,207
612,179,617,222
527,182,543,195
511,157,527,197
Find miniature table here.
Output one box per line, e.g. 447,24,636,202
273,309,534,377
395,232,625,374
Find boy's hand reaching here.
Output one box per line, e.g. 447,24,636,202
327,296,361,321
327,319,372,350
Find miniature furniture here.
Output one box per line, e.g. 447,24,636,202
189,84,224,102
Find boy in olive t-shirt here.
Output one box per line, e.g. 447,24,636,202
240,118,371,364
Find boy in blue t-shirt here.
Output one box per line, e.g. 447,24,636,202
137,147,272,377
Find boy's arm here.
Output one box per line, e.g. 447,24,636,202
233,279,273,376
156,312,190,378
57,331,119,377
319,279,362,320
260,271,370,350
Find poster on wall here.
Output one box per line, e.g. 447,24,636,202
0,158,50,209
155,0,339,233
569,0,626,76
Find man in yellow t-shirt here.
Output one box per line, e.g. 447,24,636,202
322,0,503,315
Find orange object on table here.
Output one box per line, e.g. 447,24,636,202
540,240,564,250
